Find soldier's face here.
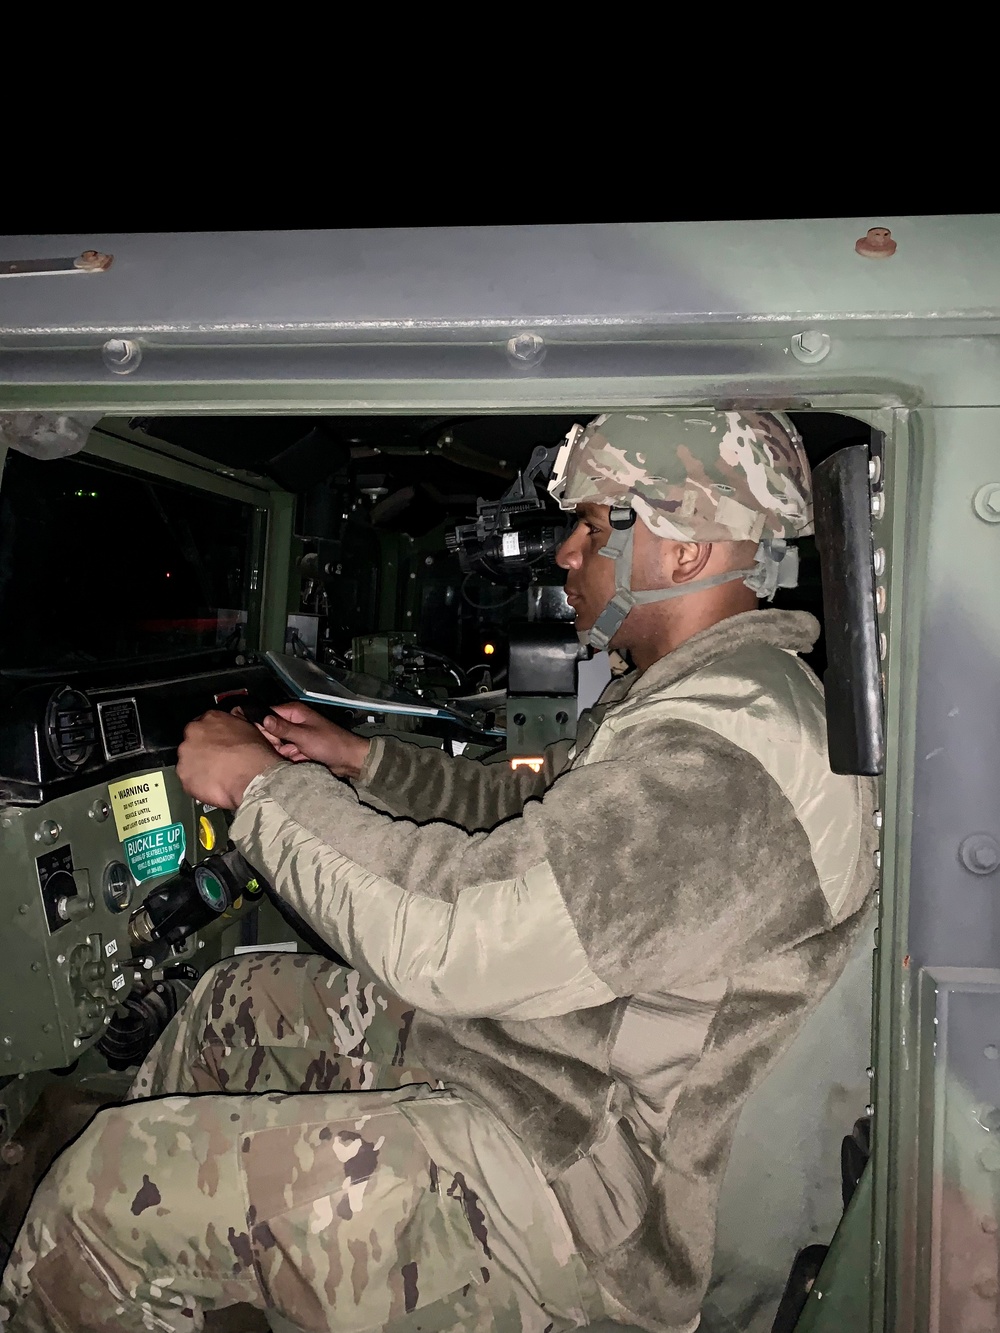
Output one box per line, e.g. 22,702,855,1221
555,503,617,633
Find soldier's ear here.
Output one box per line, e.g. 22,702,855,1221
671,542,713,585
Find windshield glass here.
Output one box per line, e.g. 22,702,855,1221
0,449,255,672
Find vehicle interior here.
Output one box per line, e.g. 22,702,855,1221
0,407,884,1333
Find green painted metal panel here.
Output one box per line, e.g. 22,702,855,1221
796,1167,873,1333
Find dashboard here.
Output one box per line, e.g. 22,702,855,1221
0,663,284,1077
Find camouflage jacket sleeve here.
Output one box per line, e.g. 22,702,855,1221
230,719,842,1022
352,736,567,830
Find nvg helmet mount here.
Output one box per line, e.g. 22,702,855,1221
548,411,814,650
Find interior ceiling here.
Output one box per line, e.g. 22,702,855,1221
133,412,871,506
134,415,581,496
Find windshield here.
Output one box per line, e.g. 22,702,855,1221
0,450,255,672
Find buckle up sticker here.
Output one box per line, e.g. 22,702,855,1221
107,772,186,883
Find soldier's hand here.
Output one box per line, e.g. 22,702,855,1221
176,710,283,809
260,702,371,779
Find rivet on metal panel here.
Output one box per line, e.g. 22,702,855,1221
865,1103,875,1116
867,1066,874,1079
876,586,887,614
873,547,886,576
874,850,882,869
17,905,27,916
789,330,831,364
0,1141,25,1165
506,333,546,368
855,227,897,259
879,632,887,660
959,834,1000,876
973,483,1000,523
102,338,143,376
55,954,66,965
868,456,883,487
72,1038,81,1049
985,1045,999,1060
89,799,110,822
979,1145,1000,1172
874,809,884,830
974,1277,1000,1300
871,493,885,520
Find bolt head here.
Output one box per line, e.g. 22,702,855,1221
72,1038,81,1048
974,484,1000,523
961,835,1000,876
505,332,546,367
790,330,832,364
101,337,142,376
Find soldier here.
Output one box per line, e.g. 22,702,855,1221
0,411,877,1332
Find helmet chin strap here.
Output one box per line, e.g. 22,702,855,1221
581,507,798,652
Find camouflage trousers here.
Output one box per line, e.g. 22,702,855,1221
0,954,604,1332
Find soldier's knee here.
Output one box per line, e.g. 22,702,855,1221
37,1103,130,1227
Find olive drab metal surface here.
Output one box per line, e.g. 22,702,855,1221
2,217,1000,1332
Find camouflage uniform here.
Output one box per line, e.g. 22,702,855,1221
0,955,604,1332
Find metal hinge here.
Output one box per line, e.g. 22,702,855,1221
0,250,113,278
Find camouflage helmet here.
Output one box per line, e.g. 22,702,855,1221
547,409,813,650
548,409,813,543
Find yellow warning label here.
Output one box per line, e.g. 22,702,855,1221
107,771,172,842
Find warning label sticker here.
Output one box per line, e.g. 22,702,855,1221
123,822,186,884
108,772,172,842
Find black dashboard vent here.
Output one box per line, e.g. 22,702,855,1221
44,687,96,772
